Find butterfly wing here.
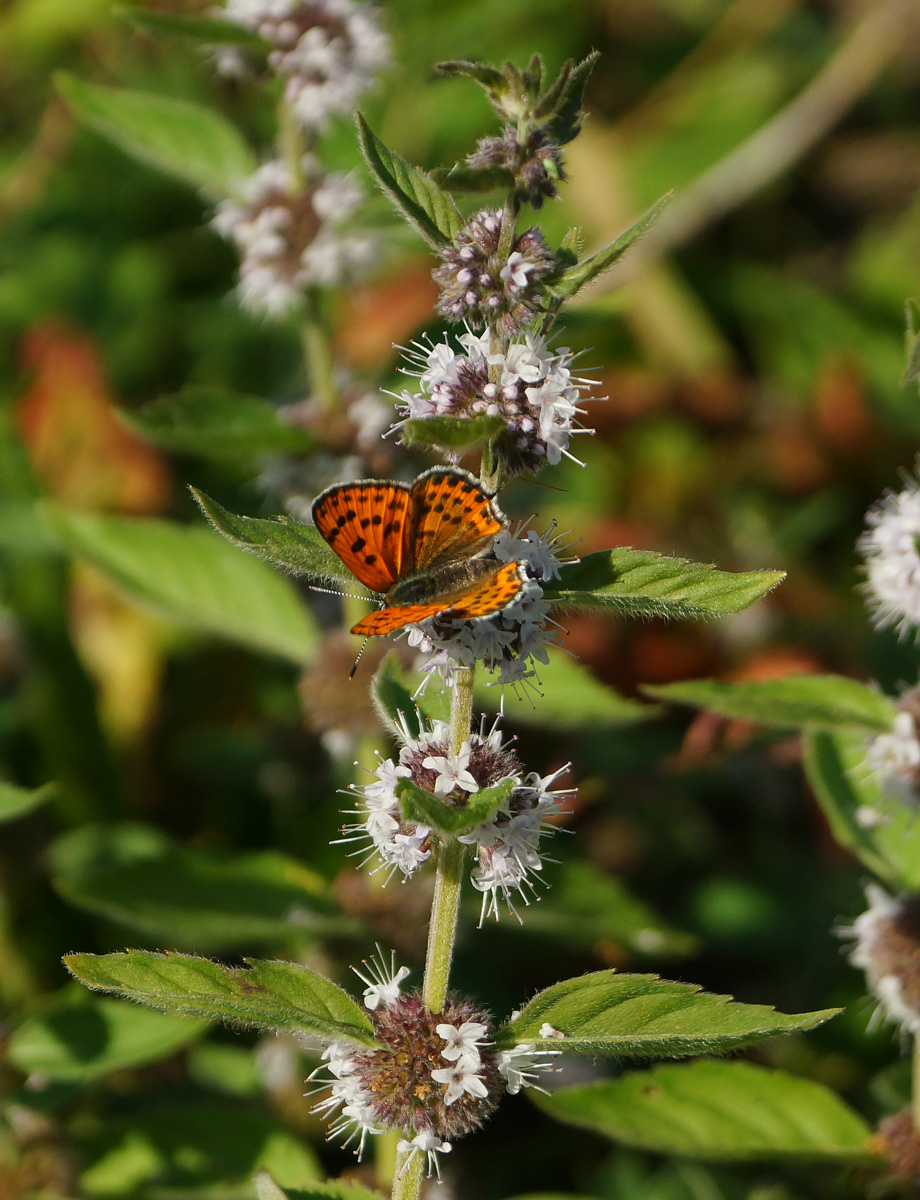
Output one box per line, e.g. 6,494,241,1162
312,480,412,593
351,561,525,636
406,468,504,573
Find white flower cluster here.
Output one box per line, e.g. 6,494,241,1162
343,716,572,920
858,474,920,634
394,329,596,471
495,1041,561,1095
212,157,376,317
220,0,390,132
309,1040,382,1158
432,1019,490,1105
864,709,920,805
848,884,920,1033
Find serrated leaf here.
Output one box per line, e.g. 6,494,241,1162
535,1060,873,1161
519,860,697,957
900,297,920,388
646,675,896,734
117,6,269,47
64,952,377,1046
0,780,55,823
804,727,920,890
192,489,357,591
435,59,505,90
540,52,599,144
355,113,463,248
495,971,836,1057
400,414,506,452
55,73,257,194
6,991,207,1081
126,388,314,457
396,776,516,837
548,194,672,303
45,505,318,664
543,549,784,621
256,1169,383,1200
53,835,351,951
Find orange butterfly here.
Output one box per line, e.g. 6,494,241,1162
311,467,526,637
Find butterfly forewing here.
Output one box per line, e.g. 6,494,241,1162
407,469,503,572
312,481,412,593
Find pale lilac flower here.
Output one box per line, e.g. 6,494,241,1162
437,1020,489,1067
421,743,479,797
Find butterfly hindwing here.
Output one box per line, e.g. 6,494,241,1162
407,468,504,572
311,480,412,593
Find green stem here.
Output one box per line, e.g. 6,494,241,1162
913,1035,920,1132
390,1147,424,1200
301,288,339,409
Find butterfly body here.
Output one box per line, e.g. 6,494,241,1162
311,467,526,637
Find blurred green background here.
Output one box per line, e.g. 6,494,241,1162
1,0,920,1197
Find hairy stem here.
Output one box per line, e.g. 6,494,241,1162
390,1147,424,1200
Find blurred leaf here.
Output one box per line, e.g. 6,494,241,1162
64,952,377,1046
521,860,697,957
255,1169,382,1200
804,727,920,890
548,194,671,303
900,297,920,389
495,971,836,1057
479,651,656,728
55,73,257,194
535,1060,873,1161
355,113,463,247
6,992,207,1081
82,1104,321,1197
117,6,269,46
544,549,784,620
192,489,356,591
371,652,451,740
187,1042,263,1097
0,780,55,822
400,414,506,452
396,776,516,836
54,840,352,951
125,388,314,458
646,675,896,733
45,505,317,665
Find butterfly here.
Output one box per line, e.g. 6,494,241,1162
311,466,526,637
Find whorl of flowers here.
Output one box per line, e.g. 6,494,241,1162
395,328,595,475
858,472,920,635
864,705,920,808
220,0,390,132
309,953,559,1174
847,884,920,1033
212,157,377,317
343,715,572,920
432,209,556,337
466,126,566,209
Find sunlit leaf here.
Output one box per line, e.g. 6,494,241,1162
536,1060,873,1161
400,414,506,452
0,780,55,823
256,1169,382,1200
64,951,377,1046
396,776,516,836
125,388,314,458
55,73,257,194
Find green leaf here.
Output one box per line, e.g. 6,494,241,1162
520,861,697,957
900,297,920,388
63,951,377,1046
55,73,257,194
645,675,896,734
543,548,784,620
371,654,451,741
192,489,356,591
117,6,269,46
6,991,207,1081
355,113,463,248
435,59,505,91
548,193,672,303
540,52,599,144
0,780,55,823
495,971,837,1057
400,414,507,452
396,776,516,837
478,651,656,728
804,727,920,890
125,388,314,458
535,1060,873,1161
256,1169,383,1200
52,832,352,951
45,505,317,665
434,164,516,194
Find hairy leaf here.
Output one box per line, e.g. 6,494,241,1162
540,52,599,144
64,952,377,1046
396,776,515,837
400,414,506,452
256,1169,383,1200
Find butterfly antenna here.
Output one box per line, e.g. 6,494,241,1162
349,637,370,680
309,584,371,603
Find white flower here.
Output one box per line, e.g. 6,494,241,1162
859,475,920,634
430,1063,489,1105
865,710,920,797
351,946,411,1010
496,1043,560,1095
307,1040,384,1159
847,884,920,1033
397,1132,452,1181
500,251,532,290
436,1020,488,1067
421,743,480,797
